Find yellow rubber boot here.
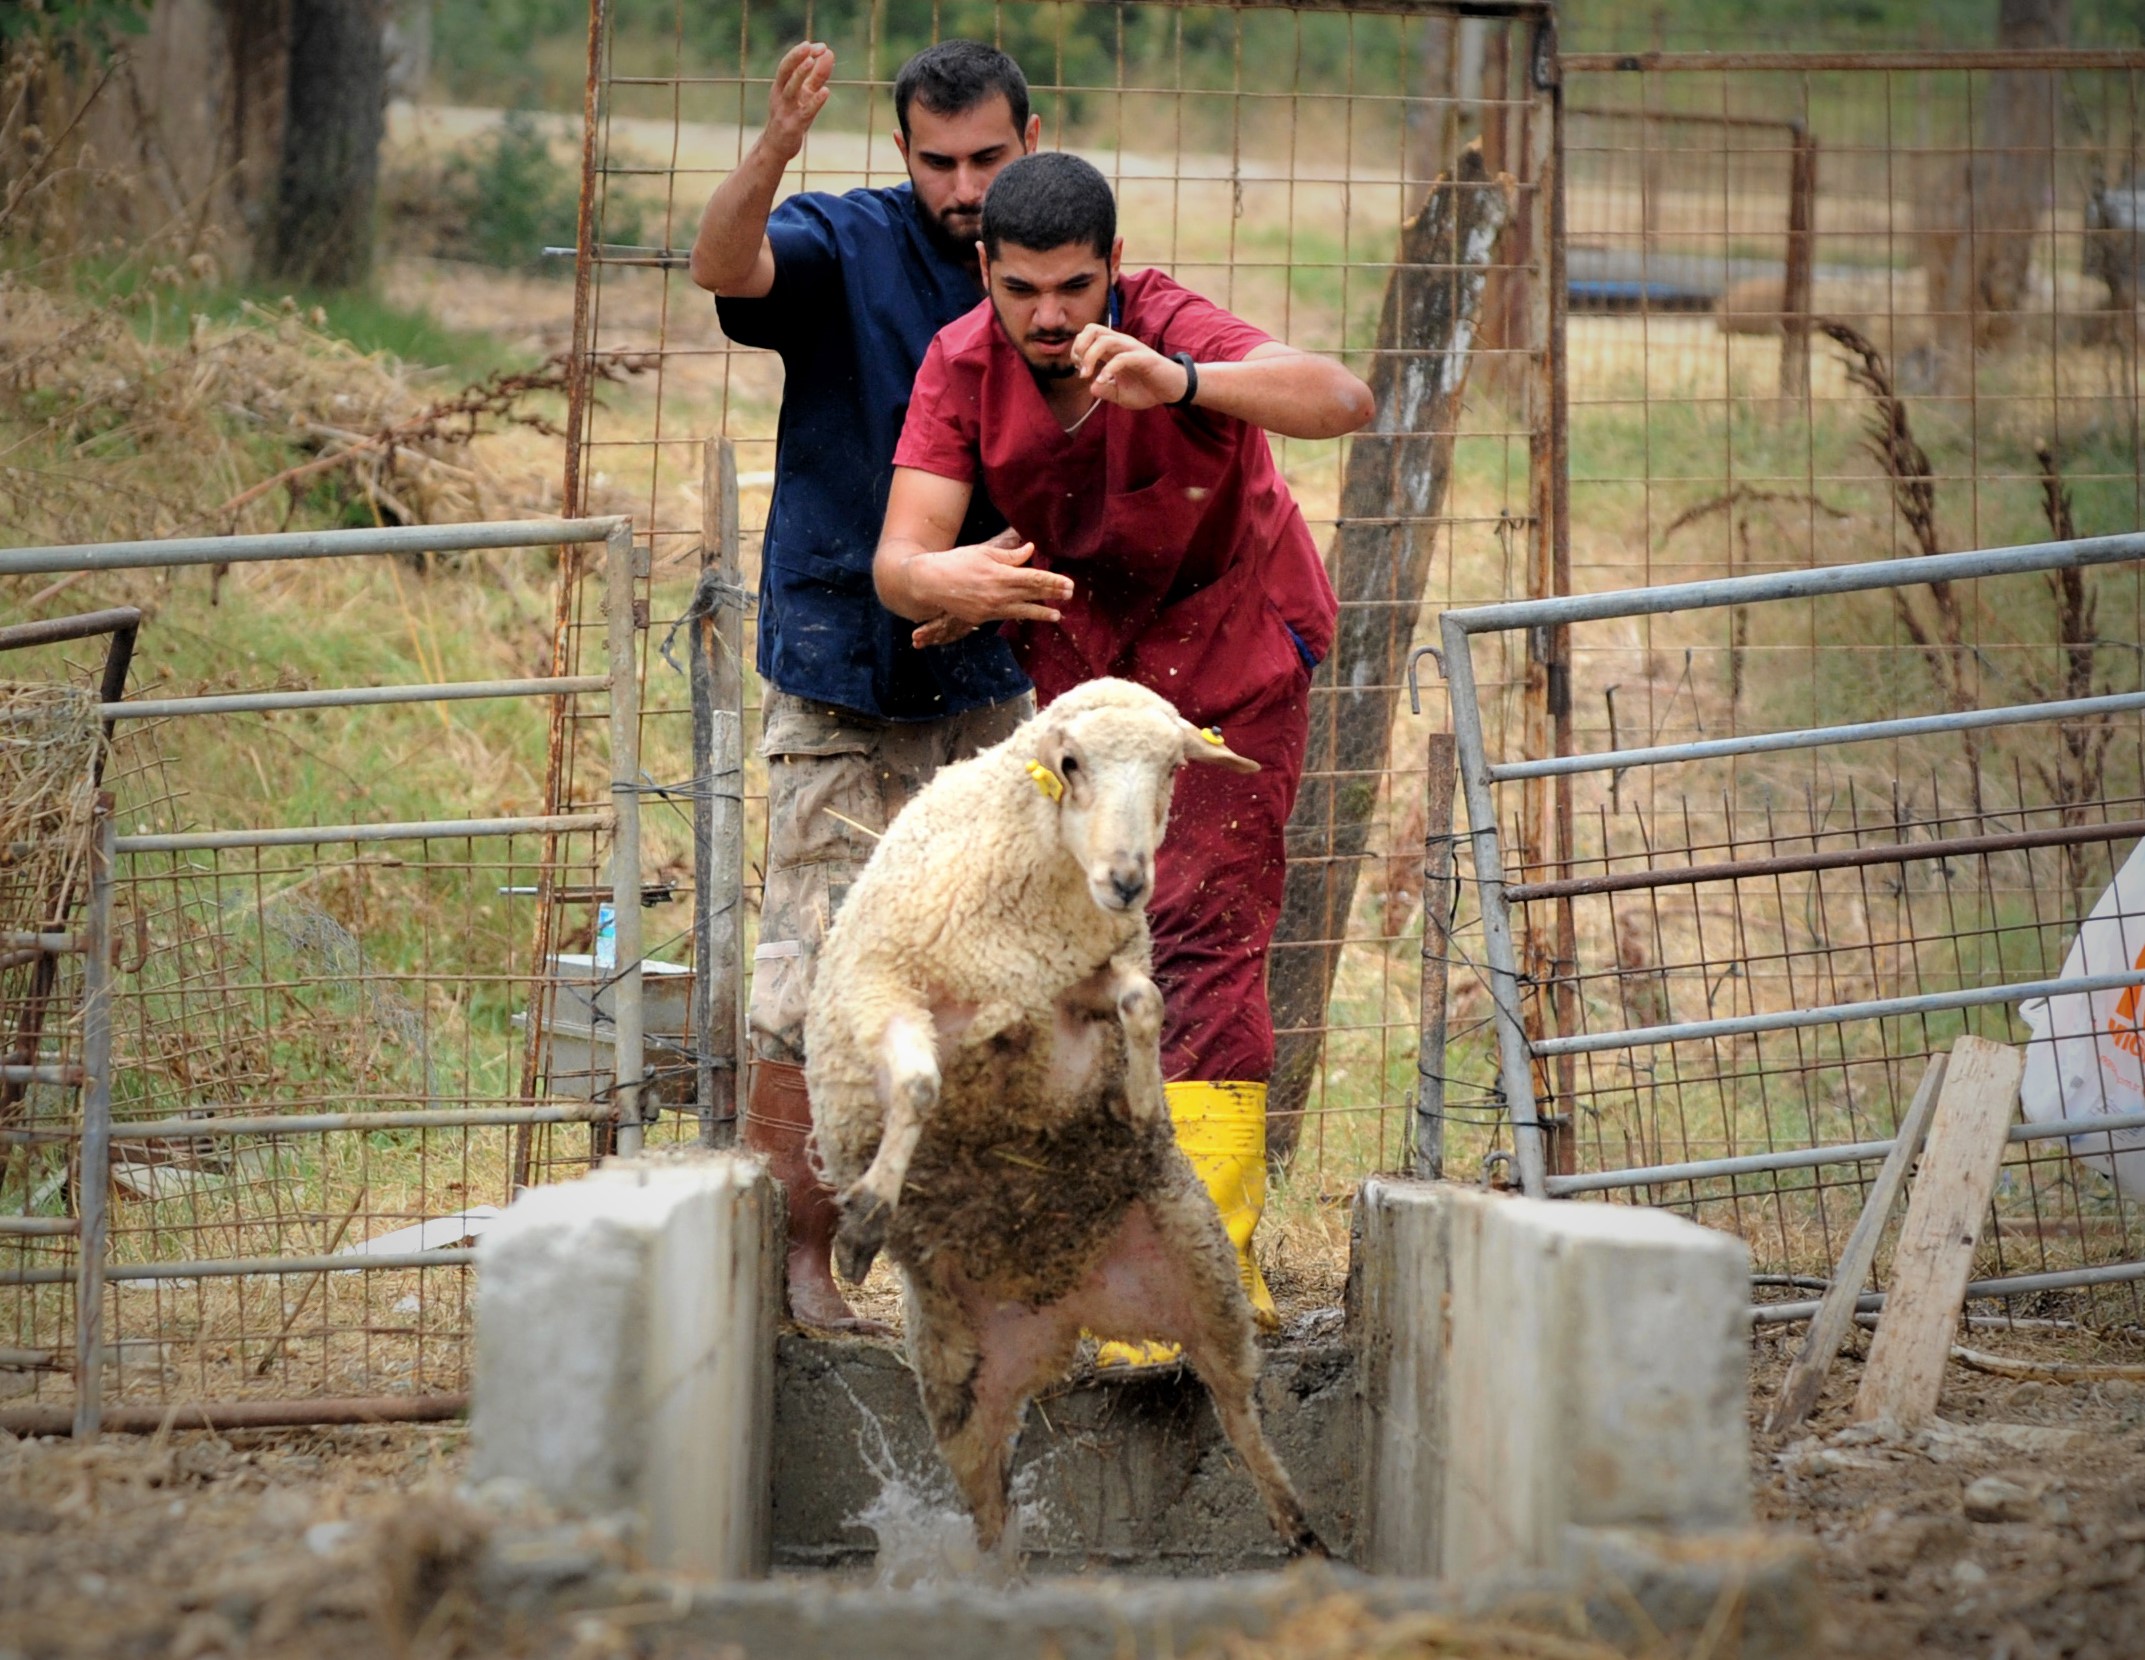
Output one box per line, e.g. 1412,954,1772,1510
1096,1080,1278,1371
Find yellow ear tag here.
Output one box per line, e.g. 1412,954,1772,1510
1026,759,1065,802
1200,726,1226,746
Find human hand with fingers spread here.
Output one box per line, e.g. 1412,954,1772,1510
1072,324,1190,410
764,41,836,162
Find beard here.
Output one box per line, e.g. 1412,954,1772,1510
988,294,1082,379
915,197,985,261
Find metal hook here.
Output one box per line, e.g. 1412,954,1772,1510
1406,644,1447,716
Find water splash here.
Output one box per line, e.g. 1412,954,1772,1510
828,1366,1067,1587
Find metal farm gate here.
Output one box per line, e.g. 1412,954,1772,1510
1,522,649,1432
1453,48,2145,1327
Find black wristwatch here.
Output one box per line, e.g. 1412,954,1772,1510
1169,351,1199,408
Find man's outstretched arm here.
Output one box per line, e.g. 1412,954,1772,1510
688,42,834,297
876,468,1074,647
1073,332,1375,440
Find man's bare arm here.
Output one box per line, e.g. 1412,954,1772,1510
876,468,1074,647
688,42,834,297
1072,331,1375,439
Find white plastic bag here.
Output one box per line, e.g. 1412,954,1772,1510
2017,837,2145,1197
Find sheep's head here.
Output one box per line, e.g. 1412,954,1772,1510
1025,679,1258,916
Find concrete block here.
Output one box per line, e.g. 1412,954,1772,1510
1352,1181,1750,1580
469,1152,780,1579
1347,1176,1446,1575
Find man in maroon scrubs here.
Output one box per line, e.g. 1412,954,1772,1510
874,152,1373,1351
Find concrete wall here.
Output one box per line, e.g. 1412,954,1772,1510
1353,1179,1752,1579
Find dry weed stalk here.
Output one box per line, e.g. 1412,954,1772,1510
2028,440,2114,910
1819,318,1984,811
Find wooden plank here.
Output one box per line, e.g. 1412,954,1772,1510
1763,1052,1948,1434
1852,1036,2024,1427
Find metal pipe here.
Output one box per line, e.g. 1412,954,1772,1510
116,810,611,855
1444,529,2145,636
1751,1259,2145,1327
692,439,746,1148
1,1064,81,1085
0,517,625,577
1416,733,1458,1181
74,814,115,1439
1492,685,2145,783
1504,813,2145,902
102,1103,612,1140
0,1392,469,1437
1563,102,1801,134
0,1216,78,1235
1549,1110,2145,1195
0,607,144,653
102,675,609,721
1534,967,2145,1060
0,1248,474,1288
1442,614,1548,1198
606,519,646,1159
1564,48,2145,72
0,931,83,952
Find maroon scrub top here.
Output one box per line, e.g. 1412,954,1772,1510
893,268,1337,731
893,270,1340,1088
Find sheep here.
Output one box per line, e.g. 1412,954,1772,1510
803,677,1323,1561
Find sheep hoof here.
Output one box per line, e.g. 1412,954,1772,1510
1115,978,1163,1045
834,1191,891,1286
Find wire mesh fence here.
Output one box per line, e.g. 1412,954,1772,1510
554,0,1563,1198
16,28,2145,1428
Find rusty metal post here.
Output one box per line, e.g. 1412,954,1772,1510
692,440,745,1148
1780,122,1818,402
72,808,113,1440
1415,734,1457,1181
1521,15,1576,1178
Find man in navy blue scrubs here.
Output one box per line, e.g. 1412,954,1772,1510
688,40,1065,1330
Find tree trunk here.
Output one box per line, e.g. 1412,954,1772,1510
1920,0,2068,377
1979,0,2068,315
1265,143,1515,1165
268,0,386,288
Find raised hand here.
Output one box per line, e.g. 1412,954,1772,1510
764,42,836,161
1073,324,1190,411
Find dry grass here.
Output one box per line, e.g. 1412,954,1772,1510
0,279,582,546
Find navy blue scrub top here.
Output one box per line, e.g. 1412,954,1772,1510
717,184,1029,721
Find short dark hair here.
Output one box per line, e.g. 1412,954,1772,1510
893,41,1029,141
981,152,1116,260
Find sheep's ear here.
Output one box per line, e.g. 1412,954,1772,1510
1180,723,1260,773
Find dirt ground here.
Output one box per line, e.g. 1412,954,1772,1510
7,1325,2145,1659
1747,1325,2145,1660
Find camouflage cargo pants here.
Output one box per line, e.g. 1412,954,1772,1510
749,688,1033,1065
